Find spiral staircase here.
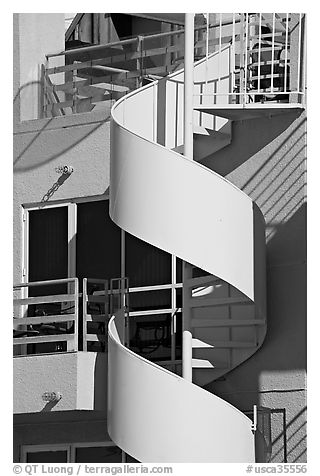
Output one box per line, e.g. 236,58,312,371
105,32,272,462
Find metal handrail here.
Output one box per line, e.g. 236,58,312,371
46,16,241,59
42,13,306,117
13,277,79,354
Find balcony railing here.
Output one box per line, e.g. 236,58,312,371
13,278,80,354
41,13,306,118
13,277,181,368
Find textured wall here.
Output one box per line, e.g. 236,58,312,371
13,111,111,283
204,109,307,463
14,14,65,121
13,352,107,414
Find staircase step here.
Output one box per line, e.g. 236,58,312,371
192,338,213,348
195,340,257,349
191,318,265,328
185,274,221,288
192,358,228,369
191,358,214,369
190,296,251,308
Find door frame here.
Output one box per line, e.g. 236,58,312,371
22,201,77,285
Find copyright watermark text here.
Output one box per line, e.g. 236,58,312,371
245,465,307,474
13,465,173,475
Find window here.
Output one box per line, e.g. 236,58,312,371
21,442,139,463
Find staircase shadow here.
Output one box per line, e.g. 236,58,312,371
200,109,303,177
205,203,306,463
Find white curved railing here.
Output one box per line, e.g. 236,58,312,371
108,50,266,462
108,315,255,462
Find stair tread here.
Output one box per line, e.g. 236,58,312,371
192,358,229,369
185,274,222,288
193,340,258,349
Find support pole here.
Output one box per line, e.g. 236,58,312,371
182,13,194,383
183,13,194,161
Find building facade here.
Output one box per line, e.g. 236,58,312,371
13,13,306,463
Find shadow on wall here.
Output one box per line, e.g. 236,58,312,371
203,107,306,462
207,203,306,461
13,80,43,125
13,80,111,173
270,407,307,463
13,119,109,173
200,109,304,178
93,353,108,411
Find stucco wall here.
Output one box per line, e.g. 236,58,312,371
13,351,107,414
14,13,65,122
204,109,307,463
13,111,111,283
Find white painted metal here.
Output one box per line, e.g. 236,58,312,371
182,14,195,382
110,114,254,299
108,317,255,462
109,25,268,461
284,13,289,93
271,14,275,94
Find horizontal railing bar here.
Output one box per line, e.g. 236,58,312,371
47,17,241,59
14,294,77,305
249,73,283,80
129,283,183,293
248,46,283,53
47,59,130,75
130,309,173,317
14,278,77,288
248,61,283,68
13,334,74,345
13,315,76,326
47,37,139,58
85,278,109,284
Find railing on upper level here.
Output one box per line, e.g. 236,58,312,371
41,13,306,118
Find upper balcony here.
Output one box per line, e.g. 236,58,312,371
41,13,306,119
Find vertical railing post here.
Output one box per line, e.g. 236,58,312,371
271,13,275,95
136,35,143,88
251,404,258,432
258,13,262,96
72,61,77,113
239,13,246,104
244,13,249,104
301,14,307,107
82,278,87,352
171,255,177,372
73,278,79,352
284,13,289,95
182,13,194,383
297,13,302,97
